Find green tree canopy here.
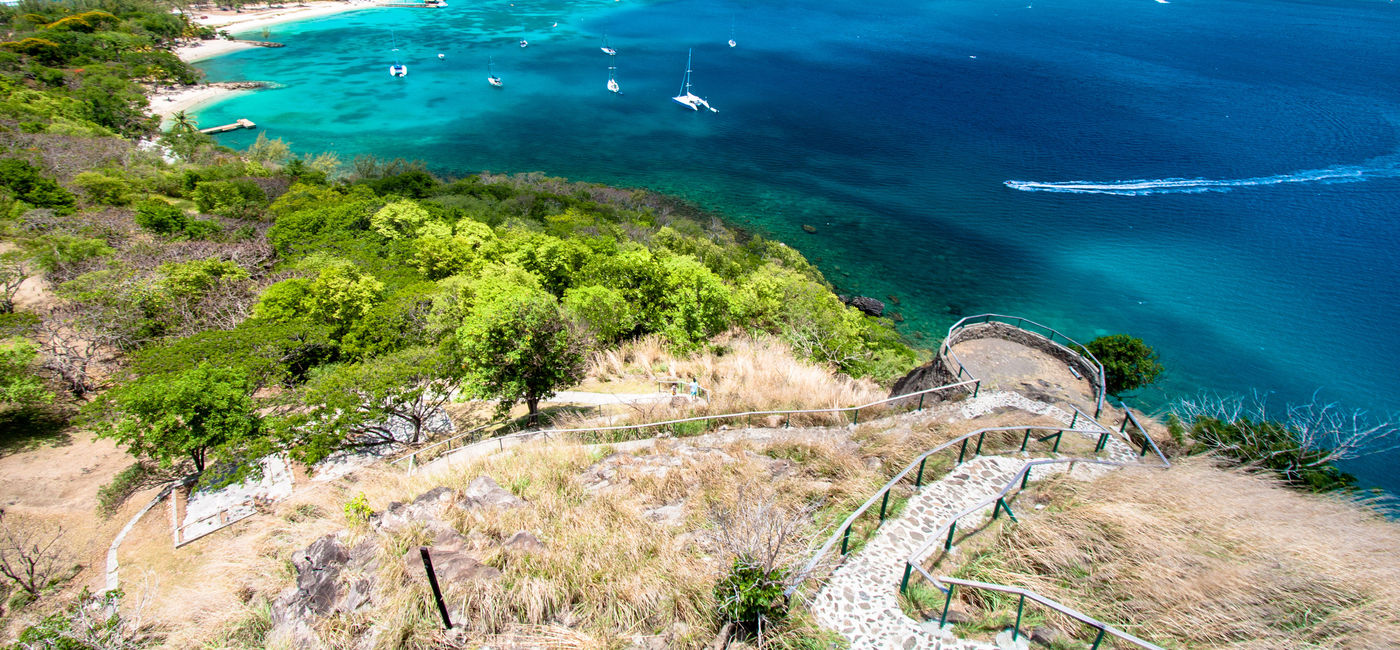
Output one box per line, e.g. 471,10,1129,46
1085,334,1164,396
0,337,53,411
455,280,591,425
96,363,261,473
280,345,462,464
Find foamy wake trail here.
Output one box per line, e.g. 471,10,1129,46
1004,158,1400,196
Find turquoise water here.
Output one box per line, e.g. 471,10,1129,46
197,0,1400,490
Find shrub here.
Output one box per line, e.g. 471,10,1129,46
192,179,268,220
343,493,373,525
0,158,75,214
1084,334,1163,396
714,557,789,629
72,171,132,206
133,200,188,235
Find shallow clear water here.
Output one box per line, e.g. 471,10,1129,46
197,0,1400,490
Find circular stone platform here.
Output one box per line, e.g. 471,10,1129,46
948,337,1096,411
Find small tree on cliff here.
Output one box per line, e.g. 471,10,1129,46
1085,334,1163,396
455,282,590,426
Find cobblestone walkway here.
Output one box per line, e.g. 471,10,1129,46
807,392,1140,649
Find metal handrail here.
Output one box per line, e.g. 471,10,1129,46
391,378,982,473
1119,402,1171,468
942,314,1108,416
930,577,1166,650
899,456,1164,650
785,424,1110,598
656,379,711,401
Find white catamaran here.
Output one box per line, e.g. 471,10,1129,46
672,49,716,112
601,35,617,56
487,56,503,87
388,30,407,77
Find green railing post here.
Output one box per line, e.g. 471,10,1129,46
1070,411,1079,429
1052,431,1062,453
1020,429,1031,452
973,380,981,398
944,521,957,551
915,457,927,488
853,407,860,426
974,432,985,456
957,439,968,464
939,583,957,628
1020,467,1031,489
993,497,1018,522
918,393,926,411
1095,402,1102,419
1120,415,1129,433
878,490,890,523
1141,441,1149,457
1096,431,1109,452
1090,627,1107,650
1012,593,1025,640
840,526,851,555
899,562,913,594
785,413,791,428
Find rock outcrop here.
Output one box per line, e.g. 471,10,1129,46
267,477,534,648
841,295,885,317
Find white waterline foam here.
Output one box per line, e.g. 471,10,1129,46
1004,158,1400,196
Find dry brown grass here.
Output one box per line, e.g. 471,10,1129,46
949,456,1400,649
584,333,886,428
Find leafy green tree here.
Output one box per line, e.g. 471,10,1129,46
562,284,634,343
246,132,291,167
455,281,591,425
191,179,267,220
251,278,313,324
157,258,248,301
369,199,432,240
96,364,260,473
0,158,76,214
282,346,463,464
306,261,384,332
410,219,497,280
0,337,53,411
1085,334,1164,396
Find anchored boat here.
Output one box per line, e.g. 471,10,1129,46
671,49,716,112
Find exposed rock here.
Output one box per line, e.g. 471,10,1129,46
291,535,348,616
374,485,457,532
503,530,545,553
642,503,686,527
843,295,885,317
801,224,817,234
408,547,502,583
862,456,883,471
458,476,525,510
1029,626,1064,646
888,358,962,407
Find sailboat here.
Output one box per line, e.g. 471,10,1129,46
728,16,737,47
601,35,617,56
607,59,620,93
487,56,503,87
388,30,407,77
672,49,716,112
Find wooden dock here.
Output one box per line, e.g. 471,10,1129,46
200,118,256,135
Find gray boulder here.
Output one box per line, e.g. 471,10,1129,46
458,476,525,510
843,295,885,317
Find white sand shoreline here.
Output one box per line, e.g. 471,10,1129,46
150,1,382,122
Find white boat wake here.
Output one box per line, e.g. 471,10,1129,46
1004,158,1400,196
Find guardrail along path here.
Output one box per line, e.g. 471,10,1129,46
806,392,1139,649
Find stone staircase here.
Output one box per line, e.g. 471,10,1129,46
806,391,1140,649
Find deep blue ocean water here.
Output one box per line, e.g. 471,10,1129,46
195,0,1400,491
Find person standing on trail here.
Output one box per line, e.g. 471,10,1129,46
689,377,700,399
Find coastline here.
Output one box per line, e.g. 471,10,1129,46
151,1,380,122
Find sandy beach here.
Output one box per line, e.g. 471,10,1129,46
152,1,380,122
